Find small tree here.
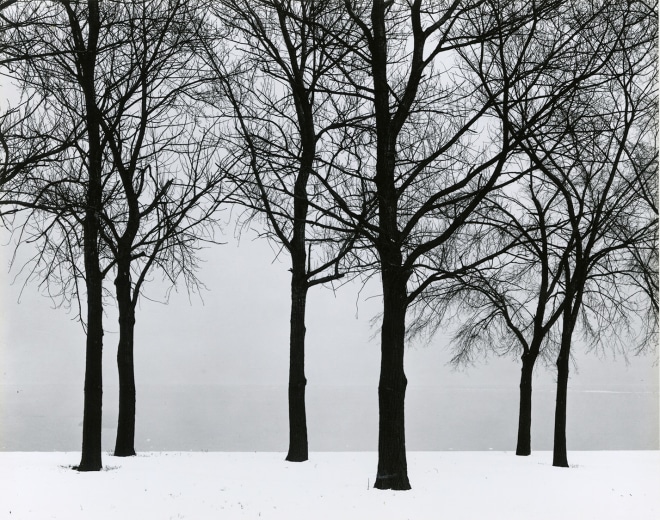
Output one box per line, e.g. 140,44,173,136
408,187,567,457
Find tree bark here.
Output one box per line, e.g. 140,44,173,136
515,350,537,456
374,267,411,490
286,269,309,462
114,261,137,457
77,259,104,471
75,0,104,472
77,122,104,471
285,72,313,460
368,0,413,490
553,337,571,467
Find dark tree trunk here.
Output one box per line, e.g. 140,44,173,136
553,283,581,468
284,73,313,460
368,0,415,490
75,0,103,472
114,261,137,457
553,338,571,467
77,113,104,471
77,263,104,471
286,270,309,462
374,268,411,490
515,351,537,456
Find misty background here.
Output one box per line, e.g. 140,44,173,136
1,226,657,452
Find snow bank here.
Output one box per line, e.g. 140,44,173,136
1,451,658,519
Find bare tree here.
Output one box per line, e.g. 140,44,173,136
90,0,224,458
309,0,589,489
404,0,658,464
1,0,224,468
408,187,567,457
509,0,658,467
206,0,362,462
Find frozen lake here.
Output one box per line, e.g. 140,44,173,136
1,383,657,452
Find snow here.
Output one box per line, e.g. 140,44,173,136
1,451,658,519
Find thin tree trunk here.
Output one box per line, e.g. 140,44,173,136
114,262,136,457
553,338,571,467
286,270,308,462
374,268,411,490
515,351,536,456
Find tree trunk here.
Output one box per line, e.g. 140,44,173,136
76,0,103,469
286,269,309,462
374,268,411,490
77,264,104,471
285,78,313,460
553,338,571,467
367,0,411,491
515,351,537,456
114,262,137,457
77,147,104,470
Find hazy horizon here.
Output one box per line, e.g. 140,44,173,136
1,230,658,453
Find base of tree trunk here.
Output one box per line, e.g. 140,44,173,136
552,455,569,468
285,383,308,463
285,451,308,463
373,474,411,491
113,448,136,457
73,461,102,472
515,448,531,456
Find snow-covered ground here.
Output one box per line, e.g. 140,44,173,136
1,451,657,519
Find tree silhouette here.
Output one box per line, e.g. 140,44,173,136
510,0,658,467
1,0,225,467
405,0,657,459
313,0,579,489
207,0,361,461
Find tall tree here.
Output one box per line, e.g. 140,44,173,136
63,0,104,471
1,0,224,466
208,0,360,462
405,0,658,460
511,0,658,467
91,0,223,458
314,0,577,489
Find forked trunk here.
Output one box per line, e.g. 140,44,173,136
114,263,136,457
515,351,537,456
374,269,410,490
286,272,309,462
